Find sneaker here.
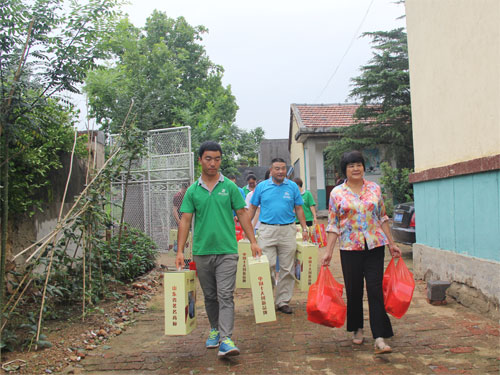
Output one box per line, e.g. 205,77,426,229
205,328,220,348
277,305,293,314
217,338,240,357
374,337,392,354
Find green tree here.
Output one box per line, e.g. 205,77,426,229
379,162,413,205
0,0,120,355
237,127,265,167
8,99,87,216
325,28,412,169
85,10,265,176
85,12,237,135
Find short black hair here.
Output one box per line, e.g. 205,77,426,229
271,157,286,165
264,169,271,179
293,177,303,187
198,141,222,158
246,174,257,182
340,150,365,177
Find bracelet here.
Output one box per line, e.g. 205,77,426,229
302,228,308,232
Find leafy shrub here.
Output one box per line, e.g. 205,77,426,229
380,162,414,207
100,226,158,282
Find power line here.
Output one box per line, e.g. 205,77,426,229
315,0,375,102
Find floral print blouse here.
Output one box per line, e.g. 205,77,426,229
326,179,389,250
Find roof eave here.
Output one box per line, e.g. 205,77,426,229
294,126,344,143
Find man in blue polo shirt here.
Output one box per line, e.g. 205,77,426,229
249,158,308,314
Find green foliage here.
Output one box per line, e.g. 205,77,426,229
379,162,414,206
383,193,394,218
34,226,157,306
100,226,157,281
1,0,122,209
85,11,264,176
8,99,87,215
236,127,266,167
1,0,121,355
325,28,413,170
0,315,17,352
85,12,233,134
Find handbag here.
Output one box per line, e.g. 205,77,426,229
306,266,346,328
383,257,415,319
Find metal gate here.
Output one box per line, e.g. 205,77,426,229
110,127,194,253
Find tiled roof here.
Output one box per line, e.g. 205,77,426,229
293,103,361,128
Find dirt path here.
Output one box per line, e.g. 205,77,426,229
77,246,500,375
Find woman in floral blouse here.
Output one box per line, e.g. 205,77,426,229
322,150,401,354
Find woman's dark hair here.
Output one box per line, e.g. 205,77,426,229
246,174,257,182
264,169,271,179
340,150,365,177
198,141,222,157
293,177,303,188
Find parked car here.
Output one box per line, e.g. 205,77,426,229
391,202,416,244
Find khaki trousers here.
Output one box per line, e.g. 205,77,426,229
257,223,297,308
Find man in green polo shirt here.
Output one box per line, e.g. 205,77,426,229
176,141,261,358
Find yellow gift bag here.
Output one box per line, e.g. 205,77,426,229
295,242,319,291
236,239,251,288
164,270,197,335
248,255,277,323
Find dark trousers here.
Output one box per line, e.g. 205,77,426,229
340,246,393,339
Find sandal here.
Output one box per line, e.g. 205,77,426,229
374,337,392,354
352,329,364,345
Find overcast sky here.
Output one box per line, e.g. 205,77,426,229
80,0,406,139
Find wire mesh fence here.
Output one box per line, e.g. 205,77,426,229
110,127,194,258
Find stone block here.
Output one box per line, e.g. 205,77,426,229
427,280,451,301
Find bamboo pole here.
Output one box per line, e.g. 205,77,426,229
1,279,32,332
4,101,134,347
82,229,86,320
13,149,119,261
34,131,77,349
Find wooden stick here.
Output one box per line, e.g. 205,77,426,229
1,279,32,331
82,229,86,320
35,131,77,349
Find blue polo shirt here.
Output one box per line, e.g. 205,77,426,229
250,178,303,224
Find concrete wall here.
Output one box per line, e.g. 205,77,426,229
406,0,500,314
259,139,291,167
413,244,499,319
10,132,106,267
406,0,500,171
289,117,305,181
414,171,500,262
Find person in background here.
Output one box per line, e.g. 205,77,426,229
172,183,188,227
242,174,257,196
176,141,261,358
249,158,308,314
171,183,189,253
335,172,344,187
293,177,318,227
228,175,246,200
245,169,271,232
321,150,401,354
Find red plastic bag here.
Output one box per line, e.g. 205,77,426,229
306,266,346,328
235,221,244,241
310,224,327,248
383,257,415,319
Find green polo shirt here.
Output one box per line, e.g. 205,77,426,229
180,174,246,255
295,190,316,223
